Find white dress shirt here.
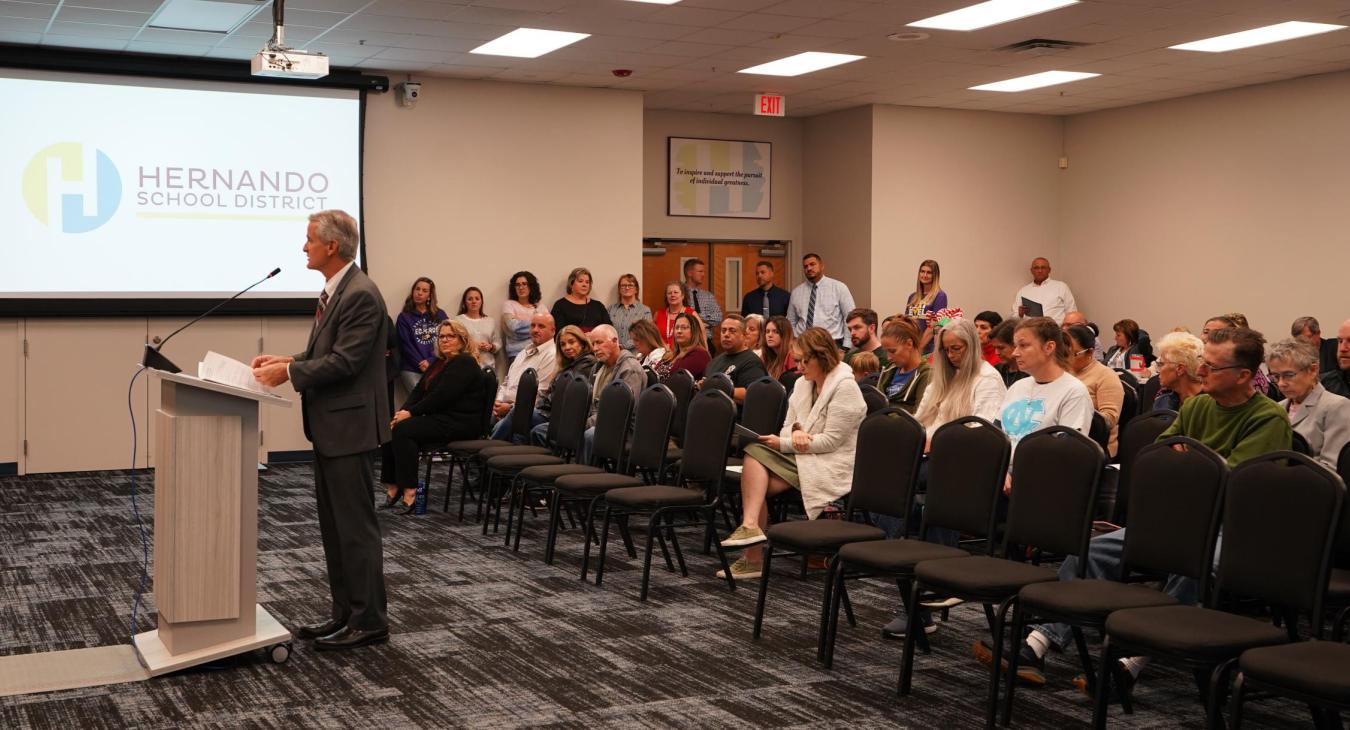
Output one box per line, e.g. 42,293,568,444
787,275,856,340
1013,278,1076,324
496,338,557,403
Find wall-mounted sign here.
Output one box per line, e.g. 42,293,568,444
754,93,785,116
667,136,771,219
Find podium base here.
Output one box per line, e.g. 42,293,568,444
133,604,291,677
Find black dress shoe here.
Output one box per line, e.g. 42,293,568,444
296,618,347,640
314,626,390,651
378,494,400,509
398,501,418,515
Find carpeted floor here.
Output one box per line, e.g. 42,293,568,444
0,463,1313,728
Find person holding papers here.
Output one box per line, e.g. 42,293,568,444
252,210,390,652
1012,257,1076,325
380,319,487,514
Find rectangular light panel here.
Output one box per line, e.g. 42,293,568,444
908,0,1079,32
970,70,1099,92
738,52,864,77
1170,21,1345,53
470,28,590,58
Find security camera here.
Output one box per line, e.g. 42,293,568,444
397,81,421,108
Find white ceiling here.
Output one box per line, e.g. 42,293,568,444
2,0,1350,116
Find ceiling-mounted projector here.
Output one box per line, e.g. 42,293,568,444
251,0,328,79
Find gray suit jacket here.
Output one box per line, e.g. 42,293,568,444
290,266,392,458
1283,383,1350,470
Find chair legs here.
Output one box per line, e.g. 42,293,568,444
752,545,776,639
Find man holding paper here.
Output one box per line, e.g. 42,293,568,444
252,209,391,651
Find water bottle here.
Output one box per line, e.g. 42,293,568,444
413,480,427,515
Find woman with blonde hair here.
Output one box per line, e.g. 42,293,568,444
550,266,611,333
905,259,947,353
1151,331,1205,412
381,319,486,514
627,318,666,369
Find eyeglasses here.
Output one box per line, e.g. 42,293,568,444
1073,347,1093,357
1270,369,1307,382
943,344,967,354
1198,359,1243,372
619,282,637,289
513,281,529,288
438,334,459,340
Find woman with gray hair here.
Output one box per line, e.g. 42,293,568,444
914,318,1006,442
1268,338,1350,469
1151,331,1204,412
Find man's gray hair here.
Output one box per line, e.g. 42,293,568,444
309,209,360,261
591,324,618,341
1291,316,1321,337
1267,338,1318,371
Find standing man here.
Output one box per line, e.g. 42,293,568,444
844,308,889,368
787,252,855,346
683,258,722,349
1320,318,1350,398
740,260,790,319
703,314,768,403
1013,257,1076,325
252,210,390,651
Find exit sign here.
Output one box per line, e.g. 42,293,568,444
754,93,785,117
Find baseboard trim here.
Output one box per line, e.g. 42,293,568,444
265,450,314,464
0,462,16,476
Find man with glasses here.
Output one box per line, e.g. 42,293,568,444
1269,338,1350,469
983,326,1291,692
1320,318,1350,399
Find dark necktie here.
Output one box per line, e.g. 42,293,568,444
315,290,329,321
762,290,770,317
805,283,817,328
691,289,701,315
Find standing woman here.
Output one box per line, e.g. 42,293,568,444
761,315,797,380
501,271,541,367
551,267,611,333
653,312,710,381
454,286,502,370
905,259,948,353
654,281,695,349
608,273,652,352
380,319,486,514
396,276,448,394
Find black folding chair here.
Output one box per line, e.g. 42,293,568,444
420,366,494,511
702,372,734,400
1110,409,1177,527
860,384,888,415
445,367,535,518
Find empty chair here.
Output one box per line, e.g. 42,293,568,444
739,377,787,442
1109,409,1177,527
1094,452,1344,728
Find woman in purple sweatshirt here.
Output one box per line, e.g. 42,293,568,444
396,276,448,394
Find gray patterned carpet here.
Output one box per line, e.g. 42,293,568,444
0,463,1312,728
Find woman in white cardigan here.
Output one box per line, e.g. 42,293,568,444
719,327,867,579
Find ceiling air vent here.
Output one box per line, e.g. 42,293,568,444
999,38,1093,56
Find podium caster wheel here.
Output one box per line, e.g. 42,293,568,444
269,643,291,664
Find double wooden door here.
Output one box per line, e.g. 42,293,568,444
641,242,786,317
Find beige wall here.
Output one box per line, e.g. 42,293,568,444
871,105,1063,321
643,110,802,246
1060,70,1350,340
803,106,874,306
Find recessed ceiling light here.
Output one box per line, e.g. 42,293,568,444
1169,21,1345,53
470,28,590,58
738,52,865,77
908,0,1079,32
148,0,261,34
970,70,1099,92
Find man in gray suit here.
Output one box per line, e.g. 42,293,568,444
253,209,391,651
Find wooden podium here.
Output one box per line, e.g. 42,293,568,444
133,370,294,675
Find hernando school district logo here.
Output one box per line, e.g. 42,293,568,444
22,142,123,233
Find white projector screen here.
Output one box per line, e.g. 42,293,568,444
0,68,363,314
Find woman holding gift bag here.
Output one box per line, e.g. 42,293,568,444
905,259,948,354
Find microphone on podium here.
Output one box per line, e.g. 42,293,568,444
141,268,282,373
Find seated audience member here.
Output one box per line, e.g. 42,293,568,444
850,351,881,388
1321,318,1350,398
381,320,486,514
761,315,797,380
877,318,930,414
577,325,647,463
905,259,948,353
653,312,711,382
1066,325,1125,457
741,260,791,319
1061,310,1105,363
551,267,611,333
454,286,502,370
997,317,1094,468
501,271,541,366
974,311,1003,365
1292,315,1341,377
744,314,764,359
1204,313,1277,398
527,325,598,445
490,312,558,441
607,274,652,353
1269,338,1350,469
884,318,1007,638
718,327,868,578
1151,331,1205,412
396,276,449,394
987,326,1292,689
703,314,768,403
654,281,695,349
1104,318,1147,370
627,319,666,370
991,319,1028,388
844,308,890,368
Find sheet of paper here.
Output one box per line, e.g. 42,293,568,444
199,350,269,395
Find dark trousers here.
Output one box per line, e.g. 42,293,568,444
379,415,470,491
314,450,388,631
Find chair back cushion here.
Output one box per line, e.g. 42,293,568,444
1338,441,1350,568
860,384,888,415
849,408,926,523
666,369,696,446
740,377,786,444
479,367,498,436
703,372,734,399
926,416,1011,541
1122,438,1227,582
551,376,594,455
629,384,676,475
509,368,539,440
590,380,635,466
677,390,736,484
1112,409,1178,525
1006,427,1104,565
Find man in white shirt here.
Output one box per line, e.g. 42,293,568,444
489,311,558,440
787,252,856,345
1013,257,1076,325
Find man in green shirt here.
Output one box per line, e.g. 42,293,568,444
978,326,1291,689
844,308,890,368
